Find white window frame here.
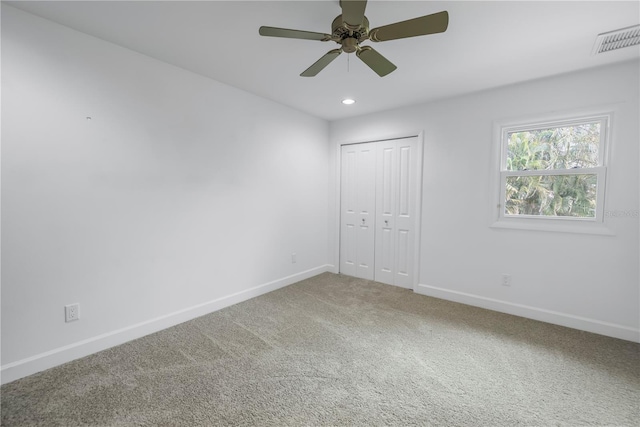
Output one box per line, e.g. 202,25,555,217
491,111,613,235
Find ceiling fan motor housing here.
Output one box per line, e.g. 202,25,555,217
331,15,369,53
341,37,358,53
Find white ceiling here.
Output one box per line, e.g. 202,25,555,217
6,0,640,121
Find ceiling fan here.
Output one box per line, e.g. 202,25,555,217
258,0,449,77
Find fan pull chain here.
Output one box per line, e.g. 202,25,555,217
347,53,350,73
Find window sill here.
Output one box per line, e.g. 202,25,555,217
490,219,615,236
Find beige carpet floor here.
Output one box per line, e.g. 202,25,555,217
2,272,639,426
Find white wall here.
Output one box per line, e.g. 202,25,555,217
330,60,640,342
1,6,331,383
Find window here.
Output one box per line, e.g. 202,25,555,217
494,114,610,232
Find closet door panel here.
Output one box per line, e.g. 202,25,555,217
393,137,418,288
340,143,376,280
374,140,397,285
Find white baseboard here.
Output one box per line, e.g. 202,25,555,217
1,265,332,385
415,283,640,343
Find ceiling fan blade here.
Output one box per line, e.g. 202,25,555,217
356,46,396,77
259,26,331,41
369,11,449,42
341,0,368,28
301,49,342,77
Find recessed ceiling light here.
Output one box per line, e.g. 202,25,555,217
342,98,356,105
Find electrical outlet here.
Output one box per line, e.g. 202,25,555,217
65,303,80,322
501,274,512,287
291,253,297,264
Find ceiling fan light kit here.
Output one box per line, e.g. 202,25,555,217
259,0,449,77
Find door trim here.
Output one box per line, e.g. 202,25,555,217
334,131,424,291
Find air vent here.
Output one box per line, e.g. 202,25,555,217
592,24,640,55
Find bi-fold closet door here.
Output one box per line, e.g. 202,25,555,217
339,137,419,288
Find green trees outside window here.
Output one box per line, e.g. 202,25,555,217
505,174,597,217
502,120,605,218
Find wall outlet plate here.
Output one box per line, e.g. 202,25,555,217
501,274,512,287
65,303,79,322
